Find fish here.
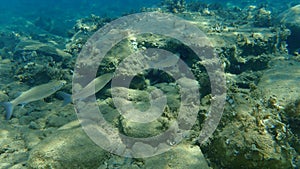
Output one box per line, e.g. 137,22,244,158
57,73,113,106
73,73,113,100
148,52,180,69
1,80,66,120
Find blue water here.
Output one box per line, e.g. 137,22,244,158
1,0,298,22
1,0,298,30
0,0,160,26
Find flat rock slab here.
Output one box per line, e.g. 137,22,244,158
27,126,108,169
143,144,209,169
258,60,300,106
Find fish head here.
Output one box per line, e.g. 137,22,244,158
52,80,67,91
60,80,67,85
58,80,67,87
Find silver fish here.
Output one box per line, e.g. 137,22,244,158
1,80,66,120
57,73,113,106
73,73,113,100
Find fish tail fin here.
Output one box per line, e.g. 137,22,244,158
1,102,13,120
57,91,72,106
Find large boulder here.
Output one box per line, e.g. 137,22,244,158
279,5,300,53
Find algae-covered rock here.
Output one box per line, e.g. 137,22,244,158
161,0,186,13
0,58,14,86
0,31,20,58
65,14,111,55
27,127,108,169
120,116,169,138
14,39,71,62
154,82,181,112
253,8,272,27
109,87,173,138
205,121,294,168
202,91,296,169
45,114,71,128
285,99,300,140
11,39,72,84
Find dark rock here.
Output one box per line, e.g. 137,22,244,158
279,5,300,53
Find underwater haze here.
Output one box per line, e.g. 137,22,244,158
0,0,300,168
0,0,298,35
